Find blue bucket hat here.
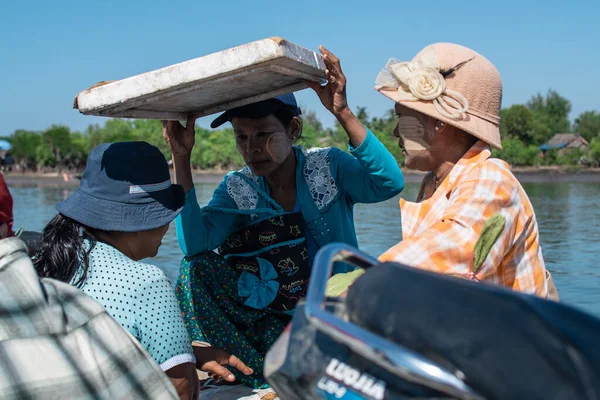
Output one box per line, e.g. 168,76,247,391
57,141,185,232
210,93,302,128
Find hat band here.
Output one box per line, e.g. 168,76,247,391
129,179,172,194
466,106,500,125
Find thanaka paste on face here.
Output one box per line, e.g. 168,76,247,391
266,132,293,164
397,116,433,151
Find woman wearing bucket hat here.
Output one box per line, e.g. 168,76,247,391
33,141,253,399
162,85,404,387
310,44,558,300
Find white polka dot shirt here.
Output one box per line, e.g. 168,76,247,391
74,241,194,371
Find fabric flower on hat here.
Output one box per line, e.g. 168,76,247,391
375,47,471,120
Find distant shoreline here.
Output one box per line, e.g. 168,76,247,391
4,166,600,188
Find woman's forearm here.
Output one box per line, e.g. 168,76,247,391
172,154,194,193
335,107,367,149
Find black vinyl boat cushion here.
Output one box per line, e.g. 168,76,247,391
346,262,600,400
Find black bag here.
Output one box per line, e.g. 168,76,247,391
218,212,311,313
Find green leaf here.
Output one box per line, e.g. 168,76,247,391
325,269,366,297
473,213,506,273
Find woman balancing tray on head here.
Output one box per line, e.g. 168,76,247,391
73,37,327,120
161,48,405,388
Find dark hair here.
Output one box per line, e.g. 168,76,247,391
464,131,480,147
273,106,304,141
34,214,99,288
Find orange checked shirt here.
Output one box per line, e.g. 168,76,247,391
380,141,555,299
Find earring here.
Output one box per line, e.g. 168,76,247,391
435,121,445,131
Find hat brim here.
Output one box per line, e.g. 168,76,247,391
56,186,185,232
210,110,234,129
210,99,297,129
376,87,502,150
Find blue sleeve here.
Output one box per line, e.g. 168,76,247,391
336,128,404,204
175,179,242,256
132,275,195,370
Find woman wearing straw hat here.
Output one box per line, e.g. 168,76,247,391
308,43,558,300
34,142,253,400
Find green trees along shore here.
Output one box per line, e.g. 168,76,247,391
3,90,600,171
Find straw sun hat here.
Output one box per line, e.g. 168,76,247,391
375,43,503,149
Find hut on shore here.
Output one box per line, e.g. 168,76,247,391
540,133,589,154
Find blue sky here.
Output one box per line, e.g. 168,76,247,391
1,0,598,134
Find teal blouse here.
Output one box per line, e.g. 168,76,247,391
176,128,404,273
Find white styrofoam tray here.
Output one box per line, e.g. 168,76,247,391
73,37,326,120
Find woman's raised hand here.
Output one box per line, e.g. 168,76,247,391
305,46,349,117
162,114,198,156
306,46,366,148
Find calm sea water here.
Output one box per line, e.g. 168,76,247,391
10,182,600,317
